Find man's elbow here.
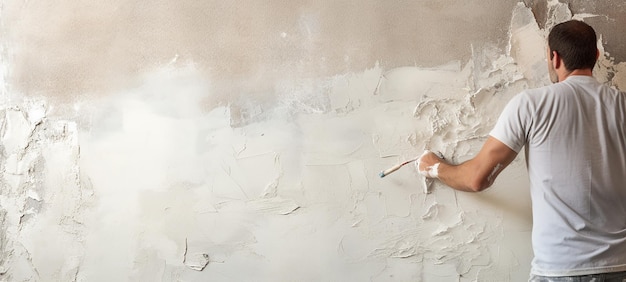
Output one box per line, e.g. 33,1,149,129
467,177,492,192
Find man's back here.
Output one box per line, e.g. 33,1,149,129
491,75,626,276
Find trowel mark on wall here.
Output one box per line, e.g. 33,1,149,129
183,239,210,271
366,208,503,276
216,197,300,215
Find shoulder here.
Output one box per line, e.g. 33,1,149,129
525,82,567,96
601,83,626,97
503,84,564,117
518,82,573,104
508,87,546,106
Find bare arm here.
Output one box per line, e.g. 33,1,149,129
417,137,518,192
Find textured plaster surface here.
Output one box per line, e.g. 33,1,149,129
1,1,625,281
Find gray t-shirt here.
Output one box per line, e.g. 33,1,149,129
490,75,626,276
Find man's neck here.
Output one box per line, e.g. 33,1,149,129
559,68,593,81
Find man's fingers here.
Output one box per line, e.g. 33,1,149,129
414,150,440,178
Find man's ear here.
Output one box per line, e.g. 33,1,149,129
552,51,561,69
596,48,600,60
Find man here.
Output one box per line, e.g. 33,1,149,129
417,20,626,281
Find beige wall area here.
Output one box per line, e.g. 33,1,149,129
4,1,517,102
1,1,625,281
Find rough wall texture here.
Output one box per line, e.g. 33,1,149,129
0,1,625,281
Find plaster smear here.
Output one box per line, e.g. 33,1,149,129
2,3,626,282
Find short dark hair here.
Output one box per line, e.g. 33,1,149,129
548,20,597,70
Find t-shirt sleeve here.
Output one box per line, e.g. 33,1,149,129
489,93,531,153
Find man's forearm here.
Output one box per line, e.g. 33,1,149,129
416,137,518,192
436,160,490,192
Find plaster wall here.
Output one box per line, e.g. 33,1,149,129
1,1,625,281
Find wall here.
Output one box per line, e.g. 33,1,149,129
1,1,625,281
